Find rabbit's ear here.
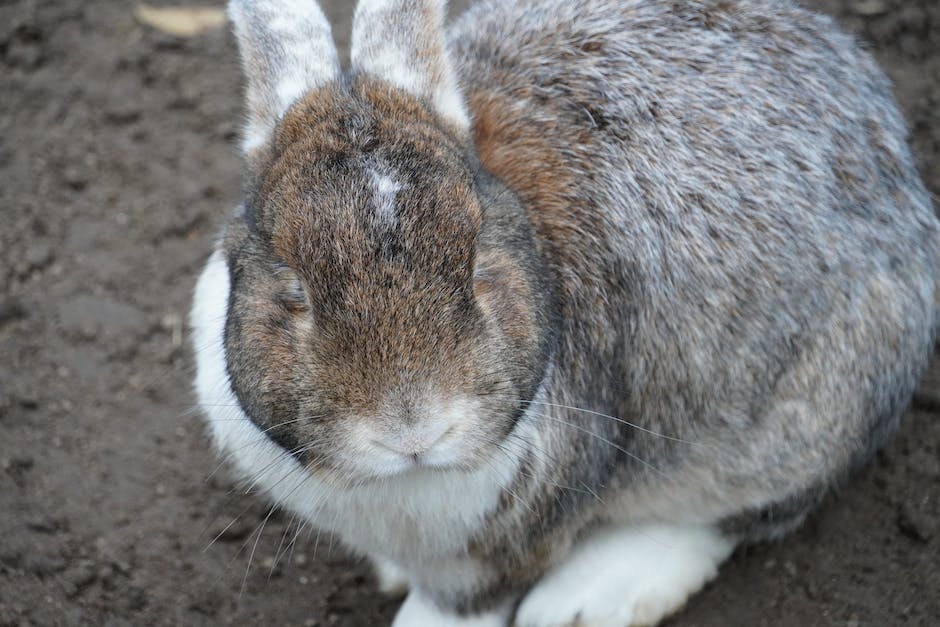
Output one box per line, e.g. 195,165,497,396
351,0,469,132
229,0,341,154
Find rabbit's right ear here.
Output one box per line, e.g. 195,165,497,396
228,0,340,154
351,0,469,132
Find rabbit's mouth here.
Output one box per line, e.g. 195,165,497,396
303,446,484,488
321,400,493,481
368,424,458,467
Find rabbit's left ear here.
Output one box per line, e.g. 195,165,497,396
351,0,469,132
229,0,341,154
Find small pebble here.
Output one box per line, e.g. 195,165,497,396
104,102,141,125
3,456,33,470
896,501,933,543
0,298,27,326
63,560,97,598
24,241,53,273
24,551,67,577
62,164,88,191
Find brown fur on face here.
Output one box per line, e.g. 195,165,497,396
222,77,553,479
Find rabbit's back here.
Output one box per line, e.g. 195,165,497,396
451,0,939,525
452,0,937,278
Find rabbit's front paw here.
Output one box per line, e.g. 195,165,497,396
515,524,734,627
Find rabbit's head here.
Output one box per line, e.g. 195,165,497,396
219,0,554,483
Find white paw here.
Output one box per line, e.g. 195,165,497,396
374,557,410,598
393,590,511,627
514,524,735,627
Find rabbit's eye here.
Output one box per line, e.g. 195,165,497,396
273,263,310,312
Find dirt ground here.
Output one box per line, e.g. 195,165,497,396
1,0,938,625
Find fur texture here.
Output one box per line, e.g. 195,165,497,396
193,0,940,625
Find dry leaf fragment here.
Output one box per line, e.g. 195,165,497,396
851,0,887,16
134,4,227,38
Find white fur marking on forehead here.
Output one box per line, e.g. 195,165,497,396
369,167,404,230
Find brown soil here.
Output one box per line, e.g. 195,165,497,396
1,1,938,625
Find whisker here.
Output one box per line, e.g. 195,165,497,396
483,394,720,450
203,500,256,553
522,409,669,478
202,415,327,484
528,400,709,447
270,512,298,578
287,519,308,565
240,504,278,597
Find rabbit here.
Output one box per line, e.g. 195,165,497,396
190,0,940,625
